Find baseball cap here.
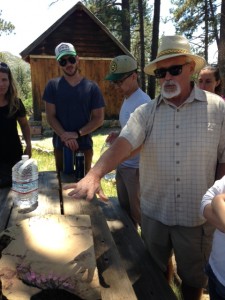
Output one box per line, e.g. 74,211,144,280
105,55,137,81
55,42,77,61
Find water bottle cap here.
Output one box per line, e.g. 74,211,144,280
22,155,29,160
76,152,84,157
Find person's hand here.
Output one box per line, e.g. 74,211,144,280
64,172,108,202
105,131,120,144
64,138,79,151
60,131,78,143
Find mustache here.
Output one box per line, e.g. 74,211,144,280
163,80,177,87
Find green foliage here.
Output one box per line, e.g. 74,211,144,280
0,51,32,114
171,0,219,57
0,10,15,36
82,0,153,75
130,0,152,63
82,0,123,39
13,64,31,100
23,96,33,116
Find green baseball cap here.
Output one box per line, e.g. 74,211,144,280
55,42,77,61
105,55,137,81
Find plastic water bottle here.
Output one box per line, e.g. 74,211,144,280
63,146,74,174
100,142,116,182
75,152,85,181
11,155,38,212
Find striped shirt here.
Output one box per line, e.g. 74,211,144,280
120,85,225,226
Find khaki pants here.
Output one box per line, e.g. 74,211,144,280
116,165,141,226
141,214,214,288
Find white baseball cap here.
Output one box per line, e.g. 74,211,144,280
55,42,77,61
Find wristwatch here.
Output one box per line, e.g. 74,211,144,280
76,129,81,138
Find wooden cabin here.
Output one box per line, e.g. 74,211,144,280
20,1,133,132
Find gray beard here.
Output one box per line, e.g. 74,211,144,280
161,81,181,99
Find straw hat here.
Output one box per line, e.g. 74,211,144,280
144,35,206,75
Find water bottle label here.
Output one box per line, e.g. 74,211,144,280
12,179,38,194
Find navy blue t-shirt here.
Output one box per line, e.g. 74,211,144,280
43,77,105,150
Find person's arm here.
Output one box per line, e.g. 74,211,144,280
45,102,79,151
203,194,225,233
64,136,133,201
78,107,104,137
18,116,32,157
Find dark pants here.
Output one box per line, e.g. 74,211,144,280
54,148,93,175
205,263,225,300
0,162,13,188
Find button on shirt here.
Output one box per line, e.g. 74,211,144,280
120,85,225,226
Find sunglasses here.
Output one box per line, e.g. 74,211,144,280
0,62,9,69
59,56,76,67
111,72,133,86
154,63,189,79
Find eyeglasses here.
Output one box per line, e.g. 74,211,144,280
58,56,76,67
0,62,9,69
154,63,189,79
111,72,133,86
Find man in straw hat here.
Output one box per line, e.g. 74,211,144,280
64,35,225,300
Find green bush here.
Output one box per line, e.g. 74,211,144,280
23,96,33,116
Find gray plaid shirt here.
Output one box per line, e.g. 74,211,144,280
120,85,225,226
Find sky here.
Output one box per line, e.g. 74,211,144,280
0,0,78,56
0,0,217,63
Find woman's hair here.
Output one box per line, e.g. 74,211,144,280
200,65,222,95
0,62,20,116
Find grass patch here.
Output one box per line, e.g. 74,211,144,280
92,130,118,198
32,149,55,171
170,281,183,300
32,127,118,198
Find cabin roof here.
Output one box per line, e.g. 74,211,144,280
20,1,132,62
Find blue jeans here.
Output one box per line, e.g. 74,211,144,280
205,263,225,300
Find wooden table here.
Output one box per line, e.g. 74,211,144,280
0,171,177,300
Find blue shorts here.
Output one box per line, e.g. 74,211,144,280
205,263,225,300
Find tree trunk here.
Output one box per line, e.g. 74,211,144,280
148,0,160,99
209,0,219,47
121,0,130,50
138,0,146,91
218,0,225,97
204,0,209,62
